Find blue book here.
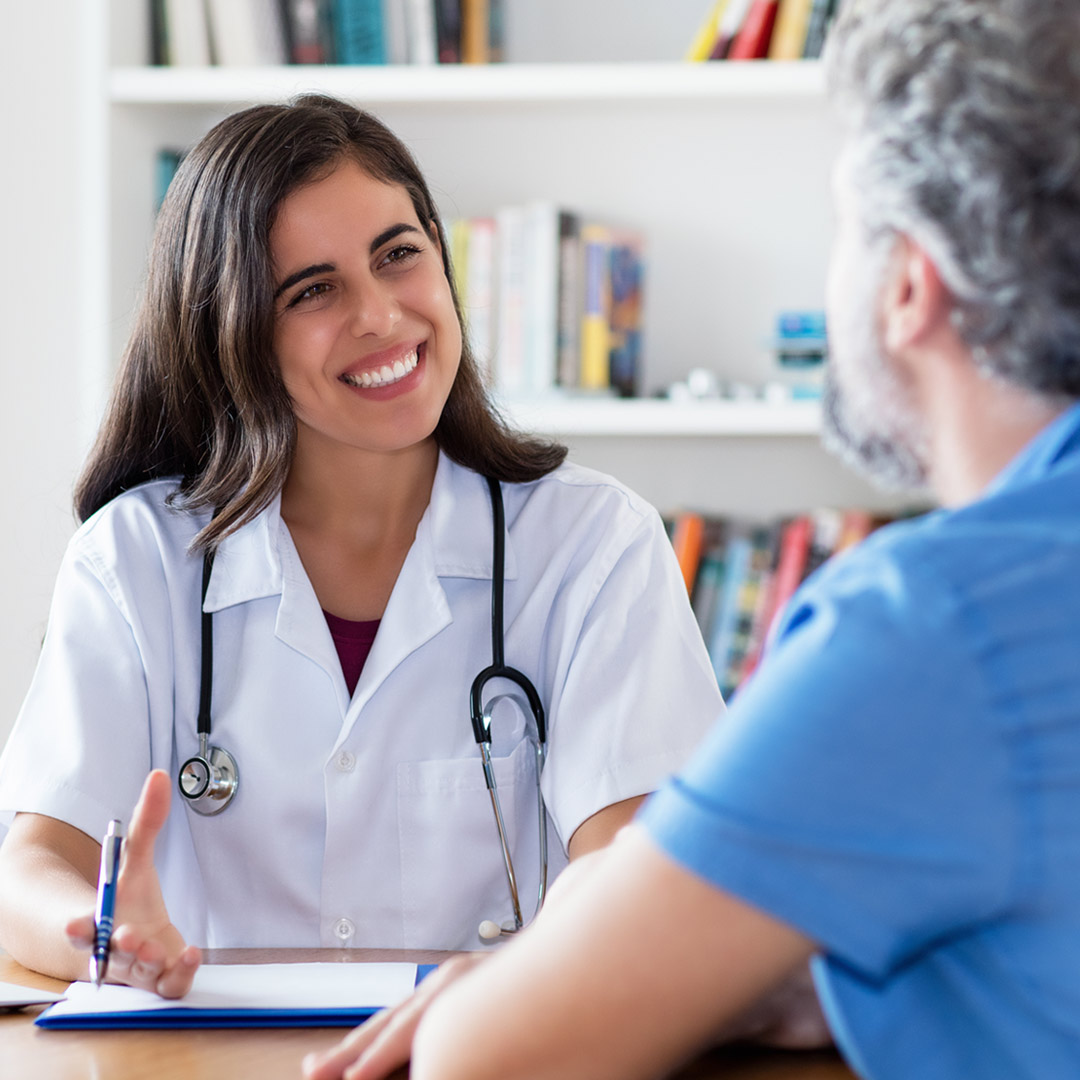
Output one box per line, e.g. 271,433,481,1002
706,528,752,690
332,0,386,64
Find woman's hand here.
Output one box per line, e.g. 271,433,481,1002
301,954,488,1080
64,769,201,998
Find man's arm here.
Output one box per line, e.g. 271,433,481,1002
411,824,816,1080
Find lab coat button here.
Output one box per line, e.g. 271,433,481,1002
336,751,356,772
333,917,355,942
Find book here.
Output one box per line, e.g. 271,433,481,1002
706,525,752,690
579,224,613,392
208,0,287,65
722,524,778,696
608,233,644,398
164,0,212,66
708,0,754,60
463,217,497,380
155,149,185,211
801,0,836,59
685,0,729,62
150,0,169,65
556,212,583,389
381,0,410,62
461,0,489,63
405,0,438,63
494,205,528,395
279,0,334,62
488,0,506,62
767,0,814,59
727,0,779,60
435,0,462,62
671,512,707,594
690,527,727,639
522,202,563,396
331,0,386,64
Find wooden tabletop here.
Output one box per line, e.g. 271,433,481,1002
0,949,855,1080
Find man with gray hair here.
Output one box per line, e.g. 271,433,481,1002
305,2,1080,1077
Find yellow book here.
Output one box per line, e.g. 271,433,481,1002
449,218,470,299
768,0,814,59
579,224,612,391
685,0,729,62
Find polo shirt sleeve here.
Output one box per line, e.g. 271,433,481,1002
639,544,1020,981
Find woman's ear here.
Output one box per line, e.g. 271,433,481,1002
881,235,951,355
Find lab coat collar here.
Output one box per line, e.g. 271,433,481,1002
428,452,520,583
203,453,519,615
201,493,285,614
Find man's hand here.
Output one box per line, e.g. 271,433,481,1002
302,954,488,1080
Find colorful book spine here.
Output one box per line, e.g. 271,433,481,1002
461,0,490,63
801,0,836,58
708,0,754,59
404,0,438,63
607,234,644,399
685,0,729,62
556,213,583,389
331,0,386,63
579,225,613,392
671,512,707,594
494,206,527,395
280,0,334,63
463,217,497,381
727,0,780,60
434,0,462,62
767,0,814,59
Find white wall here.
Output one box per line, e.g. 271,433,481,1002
0,3,84,746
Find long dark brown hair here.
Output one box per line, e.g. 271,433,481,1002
75,94,566,550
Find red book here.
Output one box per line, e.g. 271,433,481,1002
748,515,812,665
728,0,780,60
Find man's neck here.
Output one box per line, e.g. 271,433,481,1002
919,346,1068,506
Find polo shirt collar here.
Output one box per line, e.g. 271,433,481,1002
986,400,1080,497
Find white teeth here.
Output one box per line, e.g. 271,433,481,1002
342,349,418,389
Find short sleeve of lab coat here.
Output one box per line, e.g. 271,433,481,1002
0,541,153,842
539,508,724,848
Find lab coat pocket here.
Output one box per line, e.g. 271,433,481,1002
397,737,539,950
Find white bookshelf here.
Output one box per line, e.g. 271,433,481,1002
89,0,892,518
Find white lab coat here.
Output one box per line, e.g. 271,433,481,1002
0,453,723,950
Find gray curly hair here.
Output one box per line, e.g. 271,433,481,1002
825,0,1080,399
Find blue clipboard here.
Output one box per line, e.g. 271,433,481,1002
35,964,437,1030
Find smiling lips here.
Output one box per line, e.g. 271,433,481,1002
340,347,420,390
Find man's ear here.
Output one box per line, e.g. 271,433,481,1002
881,235,951,355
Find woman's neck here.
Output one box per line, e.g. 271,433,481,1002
279,436,440,619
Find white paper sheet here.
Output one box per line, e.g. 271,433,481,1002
0,979,64,1009
41,962,418,1019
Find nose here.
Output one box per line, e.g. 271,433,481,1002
348,280,401,338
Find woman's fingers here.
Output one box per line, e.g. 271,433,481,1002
302,955,487,1080
154,945,202,999
65,914,96,950
123,770,173,872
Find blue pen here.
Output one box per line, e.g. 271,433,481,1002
91,819,123,988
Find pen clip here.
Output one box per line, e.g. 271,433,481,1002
101,819,123,884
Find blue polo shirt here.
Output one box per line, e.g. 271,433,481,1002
642,405,1080,1079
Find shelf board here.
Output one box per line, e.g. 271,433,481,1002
499,397,822,437
109,61,826,107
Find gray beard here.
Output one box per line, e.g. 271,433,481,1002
821,364,930,493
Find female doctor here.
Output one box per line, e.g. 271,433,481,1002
0,95,722,997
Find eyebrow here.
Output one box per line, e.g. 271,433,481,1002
273,223,425,300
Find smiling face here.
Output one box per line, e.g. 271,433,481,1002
269,157,462,466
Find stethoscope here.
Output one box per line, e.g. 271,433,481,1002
177,477,549,942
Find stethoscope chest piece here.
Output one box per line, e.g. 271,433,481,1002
179,734,239,815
